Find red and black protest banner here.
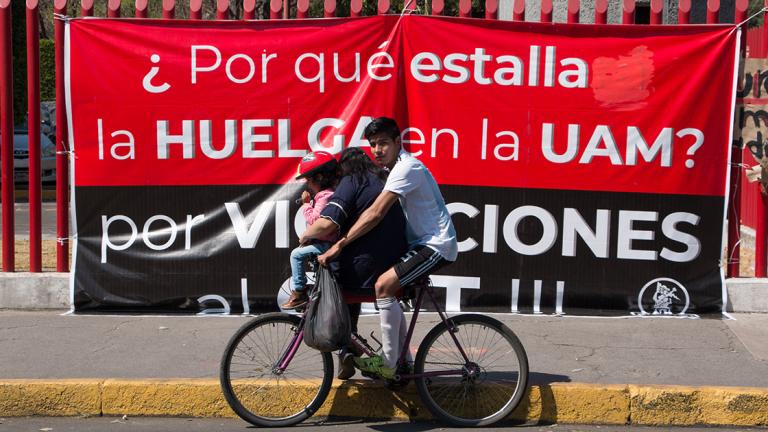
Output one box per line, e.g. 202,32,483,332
66,15,740,315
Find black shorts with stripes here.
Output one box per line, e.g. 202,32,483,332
394,245,452,287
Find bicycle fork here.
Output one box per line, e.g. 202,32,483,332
274,328,304,374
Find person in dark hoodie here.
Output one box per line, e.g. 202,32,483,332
300,146,408,379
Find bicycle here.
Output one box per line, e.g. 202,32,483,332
219,270,529,427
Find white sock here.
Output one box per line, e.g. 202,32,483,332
376,297,402,369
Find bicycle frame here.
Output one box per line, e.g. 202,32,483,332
395,283,472,380
273,281,473,380
273,285,315,373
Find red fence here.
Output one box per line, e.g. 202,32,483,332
0,0,759,276
740,21,768,277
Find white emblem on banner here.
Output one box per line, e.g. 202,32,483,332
636,277,690,316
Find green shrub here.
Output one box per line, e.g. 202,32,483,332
40,40,55,102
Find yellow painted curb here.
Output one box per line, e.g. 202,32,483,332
319,381,427,420
630,384,768,426
0,379,767,427
101,379,233,418
526,383,630,424
0,379,102,416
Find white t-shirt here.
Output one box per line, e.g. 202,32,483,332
384,150,458,261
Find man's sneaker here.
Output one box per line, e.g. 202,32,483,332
336,352,356,380
281,290,308,309
353,354,395,380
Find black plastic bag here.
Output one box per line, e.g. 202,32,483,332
303,265,351,352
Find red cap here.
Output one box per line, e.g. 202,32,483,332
295,151,338,179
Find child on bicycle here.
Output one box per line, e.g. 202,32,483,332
281,151,341,310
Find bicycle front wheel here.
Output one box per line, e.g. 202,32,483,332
220,312,333,427
414,313,529,427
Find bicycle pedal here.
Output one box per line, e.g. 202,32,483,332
385,363,413,390
385,378,410,391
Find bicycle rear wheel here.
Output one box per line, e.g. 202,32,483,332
220,312,333,427
414,313,529,427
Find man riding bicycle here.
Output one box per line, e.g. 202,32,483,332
221,120,528,427
319,116,458,379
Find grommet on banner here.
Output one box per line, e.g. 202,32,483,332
737,6,768,28
57,149,75,161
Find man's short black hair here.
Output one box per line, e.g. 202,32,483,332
363,117,400,140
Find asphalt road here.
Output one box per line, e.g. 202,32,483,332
0,417,762,431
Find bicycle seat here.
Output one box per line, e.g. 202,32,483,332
342,276,430,304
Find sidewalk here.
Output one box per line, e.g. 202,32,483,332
1,310,767,426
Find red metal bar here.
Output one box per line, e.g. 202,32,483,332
135,0,148,18
622,0,635,23
485,0,498,19
595,0,607,23
404,0,416,13
190,0,202,19
678,0,691,24
325,0,336,18
163,0,175,19
217,0,229,19
107,0,120,17
54,0,69,272
706,0,719,23
736,0,747,51
650,0,663,24
567,0,579,23
757,185,767,277
270,0,281,19
350,0,361,17
541,0,553,22
26,0,41,272
728,0,749,277
297,0,309,18
378,0,390,15
459,0,471,17
736,0,748,24
432,0,444,15
512,0,524,21
243,0,256,19
0,0,13,271
81,0,93,16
